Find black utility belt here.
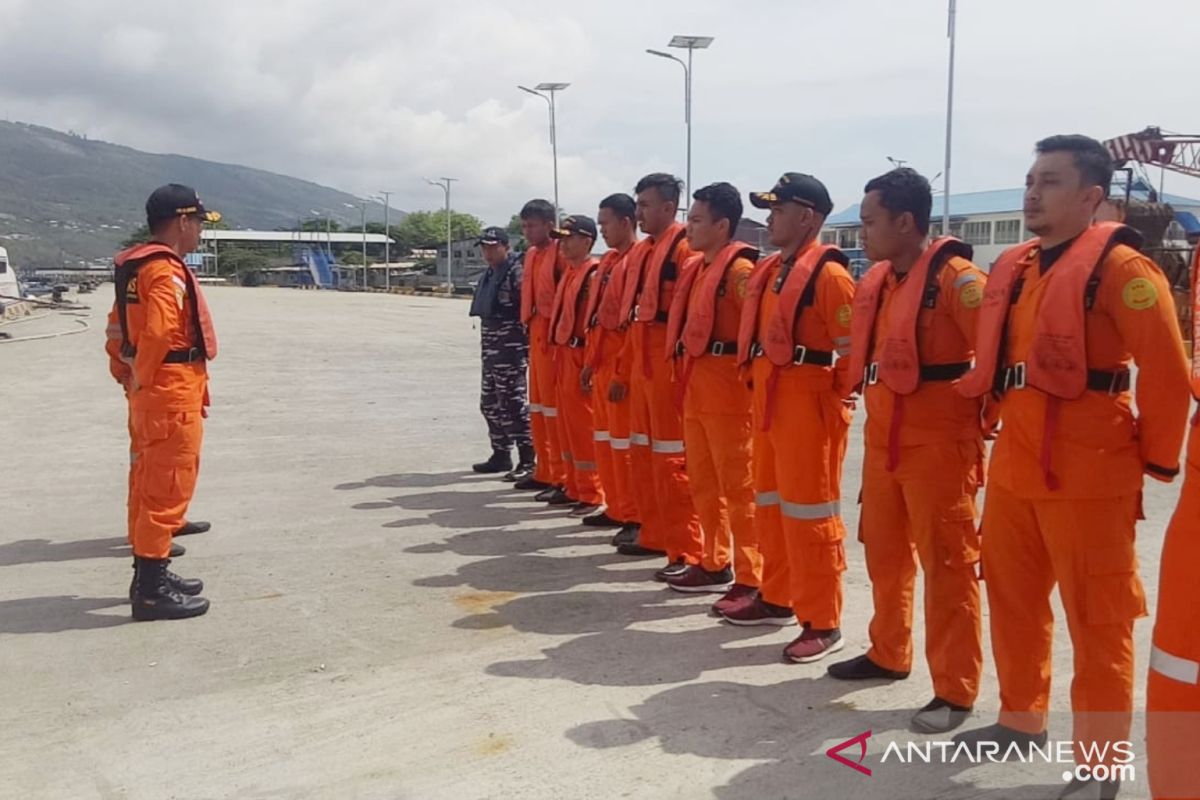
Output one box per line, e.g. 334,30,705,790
674,339,739,358
163,347,207,364
996,362,1132,395
863,361,970,386
749,343,834,367
630,308,670,324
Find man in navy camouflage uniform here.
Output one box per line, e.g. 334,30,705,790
469,226,535,479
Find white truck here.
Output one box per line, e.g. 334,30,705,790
0,246,22,303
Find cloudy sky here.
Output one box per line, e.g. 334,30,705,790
2,0,1198,227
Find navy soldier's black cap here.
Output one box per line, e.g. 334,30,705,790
146,183,221,226
749,173,834,216
477,226,510,245
549,214,598,241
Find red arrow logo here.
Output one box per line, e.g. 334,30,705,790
826,730,873,777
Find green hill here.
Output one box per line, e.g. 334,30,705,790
0,121,399,269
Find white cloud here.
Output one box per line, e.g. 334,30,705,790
1,0,1198,227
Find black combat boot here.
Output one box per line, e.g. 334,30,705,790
128,558,204,602
131,557,210,621
473,450,514,474
504,445,536,482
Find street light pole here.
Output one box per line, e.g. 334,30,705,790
425,177,458,294
647,35,714,215
943,0,957,235
310,208,333,259
379,190,392,291
518,82,570,222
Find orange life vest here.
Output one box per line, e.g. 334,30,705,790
520,241,560,324
114,242,218,362
551,257,599,346
737,243,849,366
584,248,628,332
846,237,974,395
1191,244,1200,398
957,222,1141,400
621,224,688,325
665,241,758,359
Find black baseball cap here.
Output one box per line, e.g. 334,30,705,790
146,184,221,226
749,173,834,216
549,215,598,241
478,226,510,246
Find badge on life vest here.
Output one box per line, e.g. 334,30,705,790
734,271,749,299
959,282,984,309
1122,277,1158,310
836,304,852,328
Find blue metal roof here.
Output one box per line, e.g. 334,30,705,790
1177,211,1200,236
825,187,1200,228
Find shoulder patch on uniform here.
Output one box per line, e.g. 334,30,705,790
1122,277,1158,310
959,282,984,309
836,304,852,328
734,270,749,299
953,273,978,289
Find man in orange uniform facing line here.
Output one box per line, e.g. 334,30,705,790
548,214,606,518
724,173,855,666
662,182,762,607
952,135,1190,800
106,184,218,621
580,194,642,540
1146,238,1200,800
829,167,986,735
515,199,569,504
612,173,703,581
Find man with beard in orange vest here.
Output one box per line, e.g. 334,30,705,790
515,199,570,504
580,194,642,540
724,173,855,666
1146,237,1200,800
105,184,218,621
548,214,605,517
663,181,761,605
613,173,703,581
829,167,986,734
952,135,1190,800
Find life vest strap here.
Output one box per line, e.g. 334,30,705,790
673,339,739,358
865,361,970,387
750,343,834,366
996,362,1131,396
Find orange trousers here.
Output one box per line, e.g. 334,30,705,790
860,439,983,708
684,412,760,583
980,483,1146,767
129,409,203,559
528,317,566,487
627,323,701,562
751,373,850,629
555,348,604,506
593,358,638,523
1147,416,1200,800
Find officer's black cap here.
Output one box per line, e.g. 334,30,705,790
146,184,221,226
549,215,598,241
749,173,834,216
477,226,510,246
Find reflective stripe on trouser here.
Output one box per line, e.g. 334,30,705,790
684,412,760,583
592,359,639,523
528,317,565,485
1147,417,1200,800
628,322,701,563
751,379,849,629
981,483,1145,763
555,350,604,506
130,409,203,559
860,439,984,709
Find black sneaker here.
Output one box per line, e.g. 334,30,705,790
472,451,513,474
503,464,533,483
611,524,639,547
567,502,603,518
582,510,623,527
533,486,559,502
666,564,734,594
910,697,972,734
170,541,186,557
543,488,573,506
952,723,1048,755
653,559,689,582
616,541,665,558
174,521,211,536
827,654,910,681
514,476,551,491
1057,776,1121,799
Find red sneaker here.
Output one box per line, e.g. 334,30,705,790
783,626,844,664
710,584,758,617
666,564,733,594
720,596,796,627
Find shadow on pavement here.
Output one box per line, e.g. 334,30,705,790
334,471,490,491
0,537,133,567
0,595,129,633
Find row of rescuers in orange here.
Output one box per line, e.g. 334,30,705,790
512,134,1197,799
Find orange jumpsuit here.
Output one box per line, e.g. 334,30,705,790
584,245,639,524
521,242,566,487
855,250,986,709
105,247,212,560
1146,244,1200,800
550,255,604,506
620,225,702,562
748,242,855,629
673,252,761,583
977,238,1189,768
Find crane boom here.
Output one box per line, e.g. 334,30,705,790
1105,127,1200,180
